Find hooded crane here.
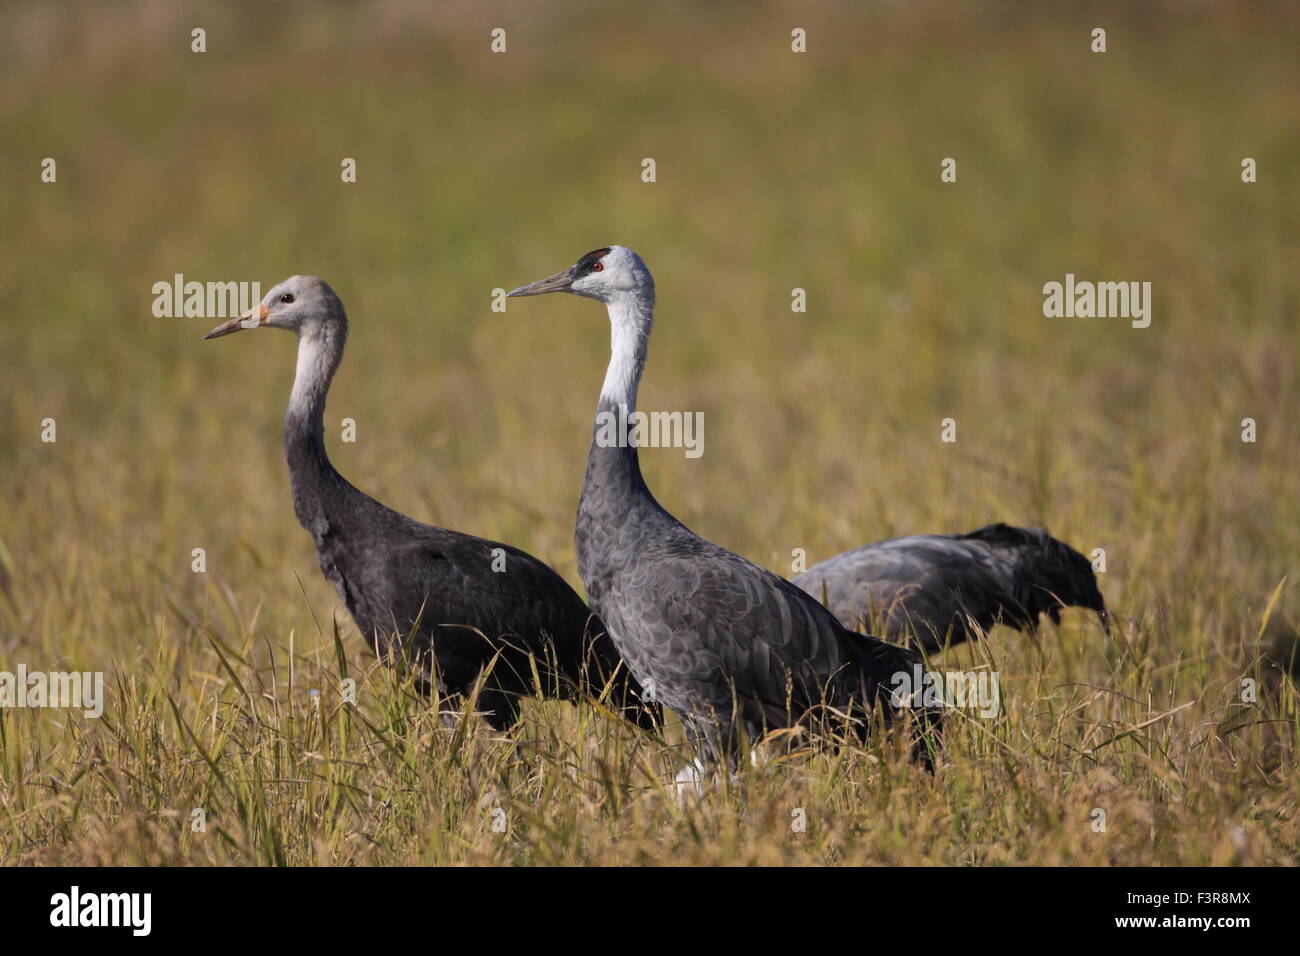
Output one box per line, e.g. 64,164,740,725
508,247,936,772
203,275,657,732
793,524,1109,654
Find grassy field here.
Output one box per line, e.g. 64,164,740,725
1,0,1297,865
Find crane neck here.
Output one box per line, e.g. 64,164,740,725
584,290,655,506
598,292,652,413
283,320,349,528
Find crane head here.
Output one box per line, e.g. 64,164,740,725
203,275,344,339
507,245,653,305
1024,529,1110,637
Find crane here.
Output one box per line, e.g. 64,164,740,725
508,248,937,776
792,524,1109,653
203,275,658,732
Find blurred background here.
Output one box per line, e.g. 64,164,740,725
4,0,1296,626
0,0,1296,864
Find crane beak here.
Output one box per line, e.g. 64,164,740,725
203,304,269,339
506,269,574,297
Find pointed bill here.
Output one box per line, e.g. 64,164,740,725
507,269,574,297
203,304,269,339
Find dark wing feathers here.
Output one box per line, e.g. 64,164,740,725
321,510,654,727
597,529,915,734
793,525,1106,652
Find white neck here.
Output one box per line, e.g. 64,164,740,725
289,328,334,422
281,321,352,528
599,291,653,409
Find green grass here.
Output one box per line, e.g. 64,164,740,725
0,0,1297,865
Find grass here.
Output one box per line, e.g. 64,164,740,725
0,0,1297,865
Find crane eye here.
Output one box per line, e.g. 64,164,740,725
280,293,296,304
591,262,603,272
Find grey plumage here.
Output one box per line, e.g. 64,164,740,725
204,275,657,731
509,247,937,768
575,433,926,763
793,523,1108,653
